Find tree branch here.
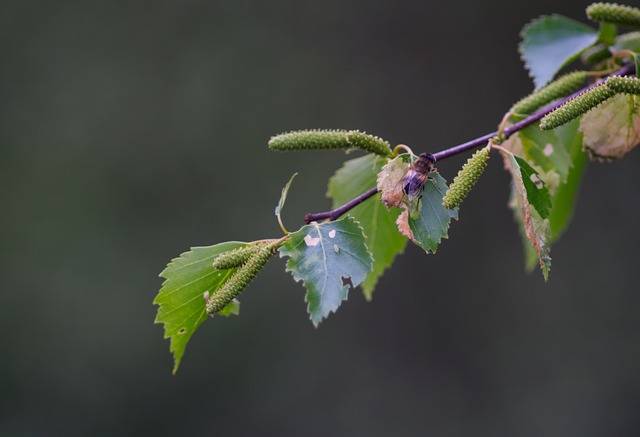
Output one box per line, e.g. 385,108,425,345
304,63,636,225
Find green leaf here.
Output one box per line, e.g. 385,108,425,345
406,173,458,253
548,123,587,241
514,155,552,218
614,31,640,52
155,242,247,374
217,299,241,317
500,149,552,279
520,15,598,89
522,124,572,184
579,94,640,160
275,172,298,233
502,119,586,250
506,121,573,187
279,217,373,326
327,154,406,300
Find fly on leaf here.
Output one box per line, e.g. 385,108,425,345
397,153,436,218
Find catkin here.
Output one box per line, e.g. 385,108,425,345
539,83,617,130
587,3,640,27
442,147,490,210
606,75,640,94
511,71,589,115
212,243,268,270
206,245,272,315
345,130,392,156
268,129,392,156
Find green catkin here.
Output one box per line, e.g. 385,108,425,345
206,245,273,315
606,75,640,94
442,147,490,210
212,243,268,270
580,44,612,65
268,129,392,156
510,71,590,115
587,3,640,27
539,83,617,130
344,130,392,156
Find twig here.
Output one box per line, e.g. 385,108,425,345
304,63,635,224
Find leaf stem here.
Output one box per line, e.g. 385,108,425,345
391,144,415,157
303,62,635,224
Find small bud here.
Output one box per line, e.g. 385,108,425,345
206,245,272,316
510,71,589,115
442,147,490,210
587,3,640,27
606,75,640,94
212,243,267,270
539,83,616,130
268,129,392,156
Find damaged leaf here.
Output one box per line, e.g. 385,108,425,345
377,155,409,209
499,148,552,279
580,94,640,160
327,154,406,300
279,217,373,326
502,119,586,242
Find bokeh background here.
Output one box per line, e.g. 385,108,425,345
2,1,640,435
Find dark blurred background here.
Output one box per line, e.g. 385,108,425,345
2,1,640,435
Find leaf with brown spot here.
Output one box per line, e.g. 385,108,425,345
327,154,406,300
580,94,640,160
498,148,552,280
376,156,409,209
395,209,415,242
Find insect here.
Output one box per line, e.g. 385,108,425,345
398,152,436,218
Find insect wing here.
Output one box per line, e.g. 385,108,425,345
404,174,426,202
401,171,427,219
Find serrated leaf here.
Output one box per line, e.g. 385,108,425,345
500,149,552,279
502,119,586,259
155,242,248,374
405,173,458,253
279,217,373,326
520,15,598,89
327,154,406,300
579,94,640,160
